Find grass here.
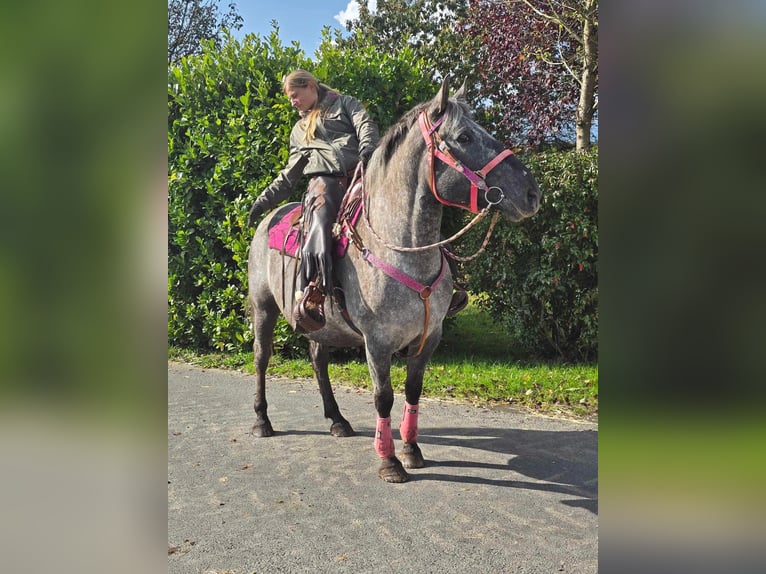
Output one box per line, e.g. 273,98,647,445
169,301,598,420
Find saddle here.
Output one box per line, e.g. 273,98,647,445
266,178,364,260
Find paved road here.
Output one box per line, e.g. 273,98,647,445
168,361,598,574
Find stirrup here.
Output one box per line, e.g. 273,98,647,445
446,287,468,318
292,282,326,332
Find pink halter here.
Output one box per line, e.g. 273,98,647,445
418,110,513,214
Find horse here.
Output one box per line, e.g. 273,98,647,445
247,78,541,482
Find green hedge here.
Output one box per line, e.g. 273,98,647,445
462,147,598,362
168,31,437,352
168,32,308,351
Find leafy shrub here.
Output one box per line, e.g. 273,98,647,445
461,147,598,361
168,31,309,351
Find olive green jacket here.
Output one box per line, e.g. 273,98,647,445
253,84,379,212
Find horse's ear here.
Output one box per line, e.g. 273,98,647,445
432,76,451,117
454,79,468,102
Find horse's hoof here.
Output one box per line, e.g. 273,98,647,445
252,421,274,437
378,456,409,483
330,421,355,437
401,442,425,469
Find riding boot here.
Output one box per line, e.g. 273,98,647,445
446,284,469,318
444,246,469,318
292,175,346,332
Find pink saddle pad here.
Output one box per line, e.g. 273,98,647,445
267,178,364,260
267,205,302,257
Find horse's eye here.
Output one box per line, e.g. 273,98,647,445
456,133,471,144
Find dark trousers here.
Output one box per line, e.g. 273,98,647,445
298,175,347,294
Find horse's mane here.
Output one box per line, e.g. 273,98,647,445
375,104,427,167
372,98,471,169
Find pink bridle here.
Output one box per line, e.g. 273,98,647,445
418,110,513,214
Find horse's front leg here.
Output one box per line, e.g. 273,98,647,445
400,334,441,469
308,340,355,436
366,345,409,483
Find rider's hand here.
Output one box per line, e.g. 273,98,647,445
360,146,373,168
248,202,265,227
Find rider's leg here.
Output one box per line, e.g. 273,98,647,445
293,175,346,332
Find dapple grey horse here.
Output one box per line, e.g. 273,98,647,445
247,78,541,482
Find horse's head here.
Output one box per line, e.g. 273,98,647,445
420,78,541,222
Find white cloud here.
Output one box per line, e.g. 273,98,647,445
334,0,377,27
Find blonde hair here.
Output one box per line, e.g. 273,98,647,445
283,70,322,142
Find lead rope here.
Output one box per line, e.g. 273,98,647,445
443,211,501,262
361,186,501,259
361,201,501,262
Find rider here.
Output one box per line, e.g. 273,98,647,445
248,70,467,333
247,70,377,332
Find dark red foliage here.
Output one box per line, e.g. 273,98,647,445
460,0,583,149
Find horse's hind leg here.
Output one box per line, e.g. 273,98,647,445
308,341,354,437
400,335,441,469
251,297,279,438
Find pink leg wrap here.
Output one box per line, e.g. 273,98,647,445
374,416,395,458
399,401,419,444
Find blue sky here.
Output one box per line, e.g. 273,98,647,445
233,0,370,56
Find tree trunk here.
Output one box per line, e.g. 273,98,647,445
576,0,598,151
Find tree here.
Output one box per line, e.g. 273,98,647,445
344,0,598,151
462,0,598,150
341,1,473,84
168,0,243,64
314,28,438,131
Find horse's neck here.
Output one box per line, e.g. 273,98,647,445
365,167,443,251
